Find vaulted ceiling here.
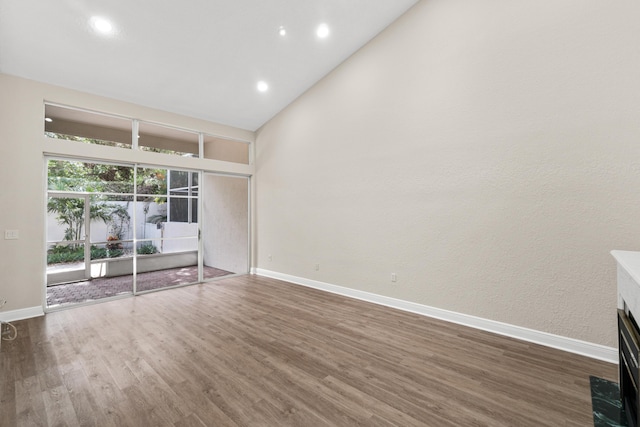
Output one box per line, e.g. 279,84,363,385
0,0,418,130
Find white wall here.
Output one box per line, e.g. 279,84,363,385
203,174,249,274
255,0,640,347
0,73,253,317
151,222,198,253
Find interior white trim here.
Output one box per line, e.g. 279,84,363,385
254,268,618,364
0,306,44,322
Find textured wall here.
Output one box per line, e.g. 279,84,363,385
202,174,249,274
255,0,640,347
0,75,46,312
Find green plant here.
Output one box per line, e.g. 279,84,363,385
47,197,122,248
90,246,123,259
147,214,167,225
106,248,123,258
136,169,168,204
137,243,158,255
47,245,84,264
47,244,124,264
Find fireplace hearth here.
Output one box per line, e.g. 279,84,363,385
612,250,640,427
619,308,639,426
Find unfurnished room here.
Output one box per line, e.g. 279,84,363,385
0,1,639,426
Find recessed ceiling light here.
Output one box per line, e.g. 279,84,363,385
90,16,114,35
257,81,269,92
316,23,330,38
278,26,286,36
44,117,53,123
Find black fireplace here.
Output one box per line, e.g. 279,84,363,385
619,308,640,426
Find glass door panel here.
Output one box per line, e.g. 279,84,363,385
89,195,134,280
201,174,249,279
133,167,199,293
46,194,90,286
135,237,199,292
46,193,134,307
46,159,135,308
46,157,248,307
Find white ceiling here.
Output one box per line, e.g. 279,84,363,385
0,0,418,131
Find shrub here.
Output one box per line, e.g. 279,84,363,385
47,245,124,264
106,248,123,258
47,246,84,264
137,243,158,255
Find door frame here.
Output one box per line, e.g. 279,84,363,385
44,156,252,312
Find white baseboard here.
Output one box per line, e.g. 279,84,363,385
0,306,44,322
254,268,617,364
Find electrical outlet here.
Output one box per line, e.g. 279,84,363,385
268,254,272,262
4,229,18,240
315,264,320,271
391,273,397,282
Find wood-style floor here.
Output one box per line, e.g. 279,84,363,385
1,274,616,426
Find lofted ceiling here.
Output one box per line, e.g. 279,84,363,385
0,0,418,131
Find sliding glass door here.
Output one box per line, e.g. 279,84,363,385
46,194,91,285
46,158,248,309
135,167,200,292
46,160,136,306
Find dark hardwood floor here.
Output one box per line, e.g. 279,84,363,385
1,274,616,426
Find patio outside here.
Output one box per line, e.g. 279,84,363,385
46,159,248,308
47,264,231,307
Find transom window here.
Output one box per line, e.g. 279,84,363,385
44,103,251,164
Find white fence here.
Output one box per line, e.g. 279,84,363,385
46,201,197,254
